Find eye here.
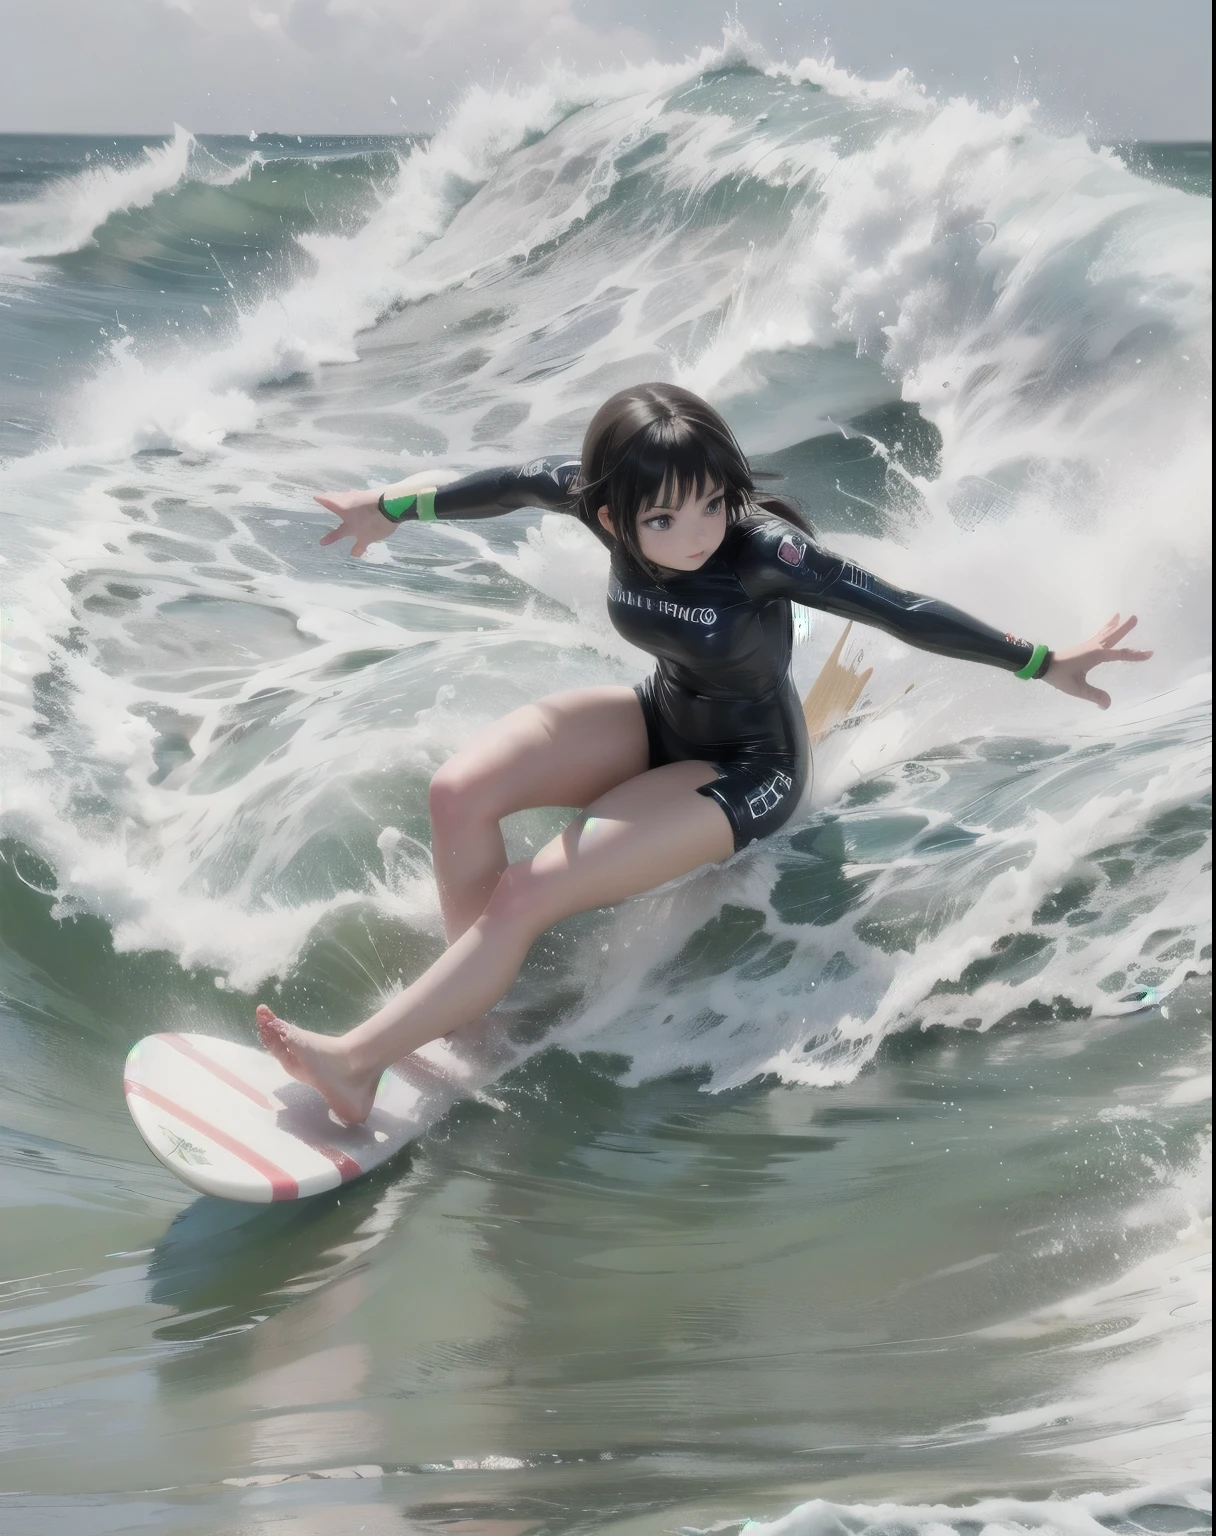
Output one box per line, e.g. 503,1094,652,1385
706,495,725,516
643,513,673,532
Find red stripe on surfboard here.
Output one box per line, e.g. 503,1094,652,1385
135,1042,365,1186
163,1034,275,1110
162,1034,364,1181
125,1079,299,1200
310,1142,363,1182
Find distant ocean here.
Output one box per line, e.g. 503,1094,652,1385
0,35,1210,1534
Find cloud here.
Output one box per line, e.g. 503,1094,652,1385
4,0,1210,135
144,0,647,65
147,0,298,32
0,0,658,132
114,0,655,129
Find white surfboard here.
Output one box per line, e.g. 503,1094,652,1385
124,1028,512,1202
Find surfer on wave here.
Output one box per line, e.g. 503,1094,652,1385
256,383,1151,1124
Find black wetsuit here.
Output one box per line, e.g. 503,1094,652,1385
393,458,1047,850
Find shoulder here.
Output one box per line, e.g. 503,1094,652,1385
737,512,810,556
730,513,837,583
517,456,581,501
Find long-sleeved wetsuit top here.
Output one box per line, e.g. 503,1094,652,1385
395,458,1044,848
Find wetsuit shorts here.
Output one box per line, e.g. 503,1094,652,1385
633,676,808,852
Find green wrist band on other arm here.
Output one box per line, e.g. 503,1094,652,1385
378,487,437,523
1014,643,1051,680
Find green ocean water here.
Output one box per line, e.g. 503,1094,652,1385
0,49,1210,1536
1112,141,1212,197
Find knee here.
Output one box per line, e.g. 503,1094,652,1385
481,861,548,936
429,757,496,829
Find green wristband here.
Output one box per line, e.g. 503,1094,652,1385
1014,643,1050,680
378,487,437,523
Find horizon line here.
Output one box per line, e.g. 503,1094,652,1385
0,129,1209,147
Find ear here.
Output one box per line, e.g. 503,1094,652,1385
596,505,615,538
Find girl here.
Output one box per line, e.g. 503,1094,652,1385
255,383,1150,1122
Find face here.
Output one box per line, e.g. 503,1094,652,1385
597,480,728,572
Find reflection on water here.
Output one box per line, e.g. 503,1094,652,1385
1,984,1208,1531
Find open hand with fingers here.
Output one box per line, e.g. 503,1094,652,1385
1042,613,1153,709
313,472,441,556
313,486,393,557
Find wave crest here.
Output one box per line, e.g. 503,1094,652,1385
0,125,213,269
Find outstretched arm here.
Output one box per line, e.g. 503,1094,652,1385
737,519,1151,707
314,458,580,556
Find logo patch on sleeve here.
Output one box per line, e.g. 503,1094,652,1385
777,536,805,566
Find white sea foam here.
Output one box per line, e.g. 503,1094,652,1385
54,33,762,461
741,1482,1211,1535
1,32,1207,1013
785,53,933,112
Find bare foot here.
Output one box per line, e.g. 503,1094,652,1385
255,1004,379,1125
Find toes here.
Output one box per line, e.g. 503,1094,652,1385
257,1012,291,1053
256,1004,292,1043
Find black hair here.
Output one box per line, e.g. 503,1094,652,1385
575,382,811,577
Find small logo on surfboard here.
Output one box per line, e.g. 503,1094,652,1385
160,1126,211,1165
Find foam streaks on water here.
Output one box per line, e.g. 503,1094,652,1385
0,30,1210,1533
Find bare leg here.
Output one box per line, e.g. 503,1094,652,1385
256,760,734,1123
428,686,650,942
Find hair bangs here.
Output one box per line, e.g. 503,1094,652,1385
635,431,728,516
576,382,811,578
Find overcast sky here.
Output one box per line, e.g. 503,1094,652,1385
1,0,1210,140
